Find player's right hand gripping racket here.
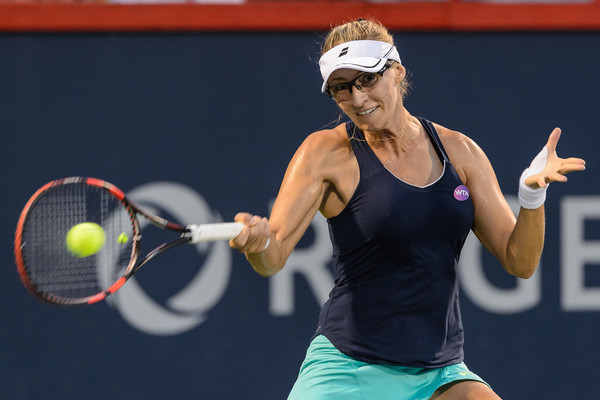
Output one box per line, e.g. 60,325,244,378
14,177,244,306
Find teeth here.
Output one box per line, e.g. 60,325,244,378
358,106,377,116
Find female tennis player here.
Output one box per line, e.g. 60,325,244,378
230,18,585,400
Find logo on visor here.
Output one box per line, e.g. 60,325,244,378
338,47,349,57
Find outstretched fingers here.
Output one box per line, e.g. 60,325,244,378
558,157,586,175
545,127,562,154
524,128,586,188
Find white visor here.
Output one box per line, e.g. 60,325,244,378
319,40,401,93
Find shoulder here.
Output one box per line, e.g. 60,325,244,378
432,122,484,157
301,123,351,153
431,122,492,184
292,123,354,171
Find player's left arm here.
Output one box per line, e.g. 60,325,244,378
439,126,585,279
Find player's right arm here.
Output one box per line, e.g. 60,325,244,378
230,126,351,277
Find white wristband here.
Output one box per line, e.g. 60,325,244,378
518,146,549,209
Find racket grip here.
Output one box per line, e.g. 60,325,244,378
188,222,244,243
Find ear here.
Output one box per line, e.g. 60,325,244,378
394,63,406,84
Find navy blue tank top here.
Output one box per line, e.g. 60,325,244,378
314,117,474,368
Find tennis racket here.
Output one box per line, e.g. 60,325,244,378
14,177,244,306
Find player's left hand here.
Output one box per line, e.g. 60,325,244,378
524,128,586,189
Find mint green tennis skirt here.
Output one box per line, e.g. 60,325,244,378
287,335,489,400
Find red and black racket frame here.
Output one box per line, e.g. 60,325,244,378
14,177,192,306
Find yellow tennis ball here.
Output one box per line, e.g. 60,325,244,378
117,233,129,244
65,222,106,257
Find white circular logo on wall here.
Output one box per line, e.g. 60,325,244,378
104,181,232,336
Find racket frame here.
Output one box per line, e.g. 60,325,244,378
14,177,212,306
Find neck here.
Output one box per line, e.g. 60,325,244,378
363,107,421,149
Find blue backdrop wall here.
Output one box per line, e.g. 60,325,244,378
1,32,598,399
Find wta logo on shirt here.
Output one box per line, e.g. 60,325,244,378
454,185,470,201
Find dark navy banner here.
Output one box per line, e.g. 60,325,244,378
1,32,598,399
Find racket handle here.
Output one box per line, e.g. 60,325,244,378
188,222,244,243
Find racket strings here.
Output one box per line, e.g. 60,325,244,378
20,183,134,303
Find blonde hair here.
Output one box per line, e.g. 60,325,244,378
321,19,394,56
321,18,410,99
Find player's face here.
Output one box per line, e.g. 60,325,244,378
328,63,405,133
